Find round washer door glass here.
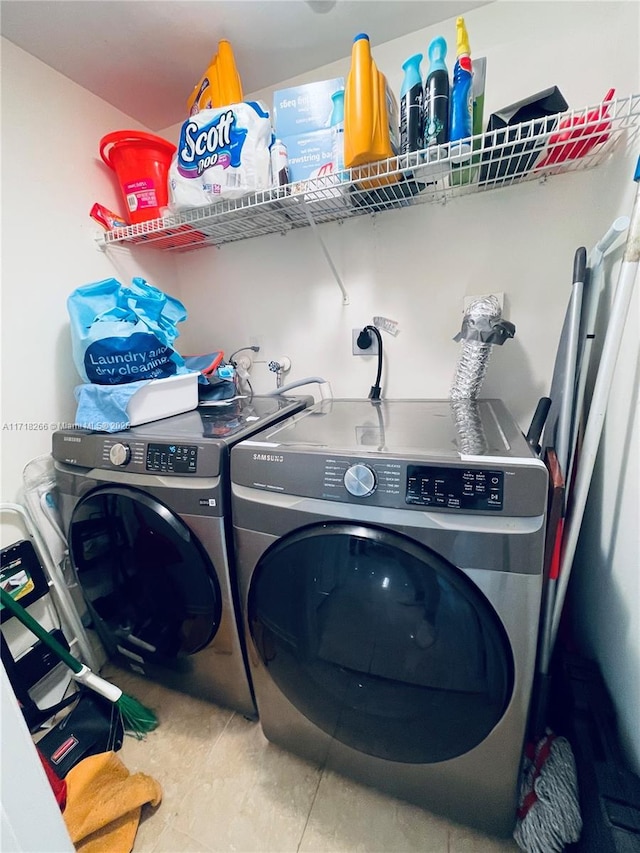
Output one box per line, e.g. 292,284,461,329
249,522,514,764
69,485,222,660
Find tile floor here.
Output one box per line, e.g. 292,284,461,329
104,663,521,853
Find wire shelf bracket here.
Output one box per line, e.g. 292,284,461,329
300,199,350,305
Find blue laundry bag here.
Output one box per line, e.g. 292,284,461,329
67,277,190,385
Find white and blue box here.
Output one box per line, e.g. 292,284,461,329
273,78,344,138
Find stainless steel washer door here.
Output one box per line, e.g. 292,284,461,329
69,485,222,662
248,522,514,764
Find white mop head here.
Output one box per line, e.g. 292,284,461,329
514,731,582,853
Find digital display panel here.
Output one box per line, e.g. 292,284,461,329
406,466,504,511
146,443,198,474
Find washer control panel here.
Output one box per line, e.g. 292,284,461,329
146,442,198,474
323,458,402,499
406,466,504,511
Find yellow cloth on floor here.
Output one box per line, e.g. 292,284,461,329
63,751,162,853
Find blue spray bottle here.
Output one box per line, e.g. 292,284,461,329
400,53,423,154
449,17,473,159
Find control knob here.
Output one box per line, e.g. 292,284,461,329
344,463,376,498
109,443,131,467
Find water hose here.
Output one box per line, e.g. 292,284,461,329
265,377,333,399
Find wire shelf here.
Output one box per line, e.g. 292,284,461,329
99,94,640,254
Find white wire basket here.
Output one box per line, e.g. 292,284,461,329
98,93,640,255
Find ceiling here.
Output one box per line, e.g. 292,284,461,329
1,0,491,130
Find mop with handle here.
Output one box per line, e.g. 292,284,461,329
0,586,158,738
564,215,630,493
548,154,640,660
535,213,630,725
514,156,640,852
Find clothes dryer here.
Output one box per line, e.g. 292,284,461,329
52,395,309,719
231,398,547,833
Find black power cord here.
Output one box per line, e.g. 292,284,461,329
229,345,260,364
357,325,383,400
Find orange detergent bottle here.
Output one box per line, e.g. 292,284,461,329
187,39,243,115
344,33,400,188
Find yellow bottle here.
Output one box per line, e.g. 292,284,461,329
187,39,244,116
213,39,243,108
344,33,399,188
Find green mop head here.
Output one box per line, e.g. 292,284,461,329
513,731,582,853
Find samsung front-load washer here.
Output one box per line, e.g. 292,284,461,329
51,395,309,719
230,398,548,834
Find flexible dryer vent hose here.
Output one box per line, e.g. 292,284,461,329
450,295,515,400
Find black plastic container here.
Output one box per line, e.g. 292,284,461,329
554,652,640,852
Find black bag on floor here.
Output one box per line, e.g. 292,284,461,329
37,689,124,778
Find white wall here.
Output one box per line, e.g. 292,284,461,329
0,39,184,532
1,0,638,784
1,664,74,852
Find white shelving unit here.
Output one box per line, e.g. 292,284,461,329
98,94,640,258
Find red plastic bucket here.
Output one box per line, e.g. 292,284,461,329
100,130,176,224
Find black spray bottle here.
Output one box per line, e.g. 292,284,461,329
424,36,450,152
399,53,424,154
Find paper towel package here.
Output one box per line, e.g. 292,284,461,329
169,101,272,210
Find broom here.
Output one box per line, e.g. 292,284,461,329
0,586,158,738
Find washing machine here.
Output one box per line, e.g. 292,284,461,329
230,398,548,834
51,395,310,719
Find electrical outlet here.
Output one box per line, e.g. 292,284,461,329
463,292,505,313
352,328,379,356
236,355,253,372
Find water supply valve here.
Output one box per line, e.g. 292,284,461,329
268,357,291,388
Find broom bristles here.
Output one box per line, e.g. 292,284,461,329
116,692,159,739
514,732,582,853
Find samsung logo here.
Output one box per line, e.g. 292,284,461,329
63,436,82,443
252,453,284,463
